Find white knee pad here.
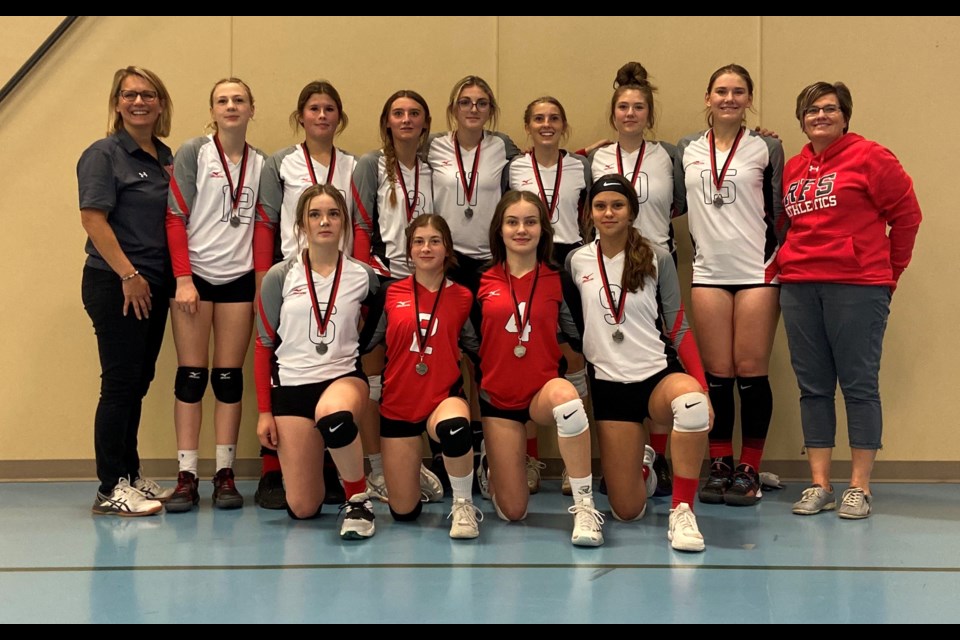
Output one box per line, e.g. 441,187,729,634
671,392,709,433
367,375,382,403
553,399,588,438
611,502,646,522
564,368,589,399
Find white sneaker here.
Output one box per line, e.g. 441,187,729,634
419,463,444,503
92,477,163,517
526,455,546,494
643,445,658,498
132,473,174,502
668,502,705,552
339,492,376,540
476,441,490,500
569,495,605,547
366,471,388,502
560,467,572,496
448,497,483,539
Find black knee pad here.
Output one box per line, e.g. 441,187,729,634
436,417,473,458
315,411,357,449
211,367,243,403
389,500,423,522
174,367,208,404
286,504,322,520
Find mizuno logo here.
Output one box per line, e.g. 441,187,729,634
486,289,501,298
328,423,343,433
210,170,224,178
562,410,577,420
450,427,464,435
138,172,148,178
581,274,594,283
219,373,231,380
521,179,533,186
189,372,201,379
396,300,411,308
603,164,614,171
684,402,701,409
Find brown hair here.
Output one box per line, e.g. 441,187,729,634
584,174,655,292
289,80,349,136
795,81,852,134
379,90,432,208
293,183,352,250
610,62,658,132
107,66,172,138
446,75,500,131
705,63,755,128
523,96,570,144
489,190,554,267
405,214,459,273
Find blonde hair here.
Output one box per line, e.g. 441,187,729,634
107,66,172,138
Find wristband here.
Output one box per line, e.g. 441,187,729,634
121,270,140,282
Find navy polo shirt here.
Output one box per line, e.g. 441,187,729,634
77,128,174,285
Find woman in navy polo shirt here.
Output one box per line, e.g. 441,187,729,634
78,66,175,516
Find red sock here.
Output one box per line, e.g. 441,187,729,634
650,433,668,456
343,478,366,500
709,441,734,459
740,438,765,471
672,475,699,510
261,451,281,474
526,437,539,459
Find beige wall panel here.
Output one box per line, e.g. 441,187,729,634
0,16,956,475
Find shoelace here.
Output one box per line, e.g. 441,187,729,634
339,499,373,519
842,489,865,508
730,472,756,491
799,487,822,502
526,457,547,472
673,507,699,534
568,502,605,531
135,477,163,495
448,500,484,525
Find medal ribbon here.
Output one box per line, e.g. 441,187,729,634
303,249,343,343
596,241,626,326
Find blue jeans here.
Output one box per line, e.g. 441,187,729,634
780,283,890,449
82,266,169,494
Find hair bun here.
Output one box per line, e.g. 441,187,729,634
614,62,648,89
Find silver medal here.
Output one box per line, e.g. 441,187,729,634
513,344,527,358
712,193,724,208
415,362,428,376
316,343,327,355
464,207,474,219
230,215,241,227
612,329,624,344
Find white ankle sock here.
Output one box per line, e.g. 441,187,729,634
178,450,199,476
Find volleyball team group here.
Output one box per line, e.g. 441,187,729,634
78,60,921,553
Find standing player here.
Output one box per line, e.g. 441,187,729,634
589,62,686,496
255,184,378,539
473,190,602,546
254,80,359,510
677,64,784,506
506,96,591,494
351,90,443,504
566,174,712,552
165,78,267,512
360,215,482,538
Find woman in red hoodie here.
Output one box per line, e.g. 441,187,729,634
778,81,921,520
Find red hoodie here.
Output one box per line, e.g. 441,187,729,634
778,133,921,289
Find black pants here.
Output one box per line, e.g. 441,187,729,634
82,266,169,494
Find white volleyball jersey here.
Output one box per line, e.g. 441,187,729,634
588,141,682,254
507,150,590,246
566,241,692,384
677,129,784,285
428,131,520,259
257,144,357,261
351,150,434,278
168,135,267,284
256,252,378,386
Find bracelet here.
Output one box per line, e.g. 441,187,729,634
121,270,140,282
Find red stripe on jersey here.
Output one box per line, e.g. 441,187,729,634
165,206,192,278
764,259,779,284
351,179,373,230
257,295,277,343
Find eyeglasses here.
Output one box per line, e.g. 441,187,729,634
119,90,159,103
804,104,841,117
456,98,491,111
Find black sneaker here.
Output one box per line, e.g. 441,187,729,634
166,471,200,513
339,492,376,540
212,468,244,509
698,458,732,504
724,464,763,506
323,462,346,505
430,453,452,494
254,471,287,510
653,455,673,497
598,476,608,495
